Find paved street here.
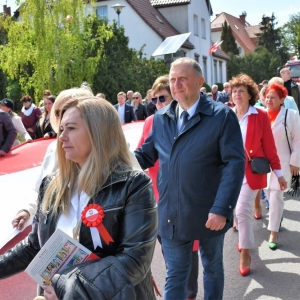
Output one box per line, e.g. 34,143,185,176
0,194,299,300
152,194,300,300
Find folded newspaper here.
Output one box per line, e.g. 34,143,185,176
25,228,99,286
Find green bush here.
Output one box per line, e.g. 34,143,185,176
203,82,211,92
215,83,224,91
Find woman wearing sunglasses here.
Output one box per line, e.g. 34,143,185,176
132,92,148,120
137,75,172,201
136,75,200,300
20,95,42,139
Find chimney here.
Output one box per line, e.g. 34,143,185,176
239,11,247,25
3,5,11,17
239,15,246,25
216,14,220,18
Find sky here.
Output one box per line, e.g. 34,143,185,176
210,0,296,27
0,1,18,14
0,0,297,27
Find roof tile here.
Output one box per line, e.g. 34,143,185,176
211,12,260,54
150,0,190,6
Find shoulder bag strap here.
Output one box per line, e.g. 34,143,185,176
244,146,252,162
284,109,292,154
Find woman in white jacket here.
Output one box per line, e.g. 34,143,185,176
264,83,300,250
0,98,32,146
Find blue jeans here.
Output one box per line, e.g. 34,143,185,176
161,238,193,300
161,234,225,300
199,234,225,300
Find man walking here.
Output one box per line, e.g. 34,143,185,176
135,58,245,300
280,67,300,110
114,92,135,124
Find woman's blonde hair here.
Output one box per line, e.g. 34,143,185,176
42,96,133,216
50,88,94,133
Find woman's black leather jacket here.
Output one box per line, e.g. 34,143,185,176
0,169,158,299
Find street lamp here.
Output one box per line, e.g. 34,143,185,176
111,4,125,28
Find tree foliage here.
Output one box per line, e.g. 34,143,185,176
256,13,289,65
281,13,300,57
91,20,168,103
220,21,239,55
227,48,282,83
0,0,113,100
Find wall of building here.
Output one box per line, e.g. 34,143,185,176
86,0,163,58
88,0,222,86
157,5,188,33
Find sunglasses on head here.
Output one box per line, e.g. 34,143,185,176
22,100,31,103
151,95,167,105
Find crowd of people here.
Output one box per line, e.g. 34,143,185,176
0,58,299,300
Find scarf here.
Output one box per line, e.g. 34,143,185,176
21,103,36,116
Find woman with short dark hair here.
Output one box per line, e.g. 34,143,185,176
231,74,287,276
20,95,42,139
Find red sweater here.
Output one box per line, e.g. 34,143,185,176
136,115,160,201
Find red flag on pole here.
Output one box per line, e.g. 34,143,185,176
209,41,223,54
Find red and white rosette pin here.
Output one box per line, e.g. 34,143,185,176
81,204,114,249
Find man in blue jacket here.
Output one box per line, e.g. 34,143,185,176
135,57,245,300
114,92,136,124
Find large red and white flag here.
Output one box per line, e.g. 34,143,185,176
209,41,223,55
0,139,54,247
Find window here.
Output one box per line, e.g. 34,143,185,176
201,18,206,39
219,61,223,83
214,60,217,83
194,54,199,63
96,6,108,19
193,15,199,36
202,56,207,80
152,13,164,24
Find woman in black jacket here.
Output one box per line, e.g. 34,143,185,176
133,92,148,120
35,95,57,139
0,97,157,300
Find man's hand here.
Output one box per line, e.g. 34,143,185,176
43,284,59,300
205,213,226,231
0,150,7,157
12,210,30,230
277,176,287,190
290,165,299,176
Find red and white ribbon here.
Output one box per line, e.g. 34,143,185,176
81,204,114,249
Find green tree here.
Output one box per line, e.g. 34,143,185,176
281,13,300,57
256,13,281,52
256,13,289,66
92,20,168,103
0,0,113,100
228,48,282,83
220,21,239,55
